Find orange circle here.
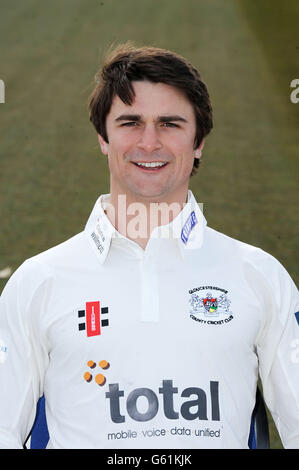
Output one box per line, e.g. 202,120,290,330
87,360,96,369
84,372,92,382
95,373,106,386
99,360,109,370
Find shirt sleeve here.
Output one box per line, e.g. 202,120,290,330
0,260,50,448
256,255,299,448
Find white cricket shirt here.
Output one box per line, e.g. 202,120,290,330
0,191,298,449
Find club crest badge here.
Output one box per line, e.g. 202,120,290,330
189,286,234,325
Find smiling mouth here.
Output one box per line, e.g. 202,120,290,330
132,162,169,171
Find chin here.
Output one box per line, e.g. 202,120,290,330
131,186,170,201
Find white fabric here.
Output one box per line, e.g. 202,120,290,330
0,191,298,449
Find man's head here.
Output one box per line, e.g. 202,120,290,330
88,43,213,202
89,43,213,172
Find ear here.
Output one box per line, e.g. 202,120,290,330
98,134,109,155
194,138,205,159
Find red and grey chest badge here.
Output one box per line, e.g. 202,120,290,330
78,301,109,336
189,286,234,326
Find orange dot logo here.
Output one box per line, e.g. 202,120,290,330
87,360,96,369
83,372,92,383
99,360,109,369
95,374,106,386
83,360,110,386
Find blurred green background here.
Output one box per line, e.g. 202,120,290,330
1,0,298,449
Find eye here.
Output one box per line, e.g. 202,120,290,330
121,121,138,127
161,122,179,128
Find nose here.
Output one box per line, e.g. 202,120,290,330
137,124,162,153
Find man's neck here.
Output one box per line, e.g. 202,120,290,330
105,189,189,250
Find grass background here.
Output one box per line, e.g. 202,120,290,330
0,0,298,449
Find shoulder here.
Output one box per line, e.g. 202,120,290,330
205,226,274,262
1,231,90,298
205,226,297,293
29,227,97,266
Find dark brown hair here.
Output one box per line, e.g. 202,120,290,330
89,43,213,175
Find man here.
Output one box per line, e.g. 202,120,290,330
0,43,298,449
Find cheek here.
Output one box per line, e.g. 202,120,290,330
108,134,136,161
107,143,126,169
172,141,195,171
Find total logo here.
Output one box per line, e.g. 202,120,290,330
83,360,220,424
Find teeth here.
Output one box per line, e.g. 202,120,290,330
136,162,167,168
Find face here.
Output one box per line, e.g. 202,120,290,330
98,80,204,203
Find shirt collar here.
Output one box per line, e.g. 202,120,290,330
85,190,207,264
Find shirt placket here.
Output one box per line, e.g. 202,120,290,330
139,242,160,323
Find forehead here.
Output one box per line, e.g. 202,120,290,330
108,80,194,119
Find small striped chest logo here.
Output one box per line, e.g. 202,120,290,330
78,301,109,337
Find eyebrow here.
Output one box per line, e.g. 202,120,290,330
115,114,188,123
115,114,141,122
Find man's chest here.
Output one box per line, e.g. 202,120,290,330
43,261,262,371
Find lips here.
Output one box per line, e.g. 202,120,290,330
132,161,169,171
